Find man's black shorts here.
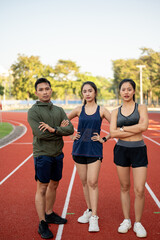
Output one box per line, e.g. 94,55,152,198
34,153,64,183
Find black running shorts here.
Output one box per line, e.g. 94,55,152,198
73,155,102,164
114,141,148,168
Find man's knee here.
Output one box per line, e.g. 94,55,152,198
48,180,59,191
37,181,48,196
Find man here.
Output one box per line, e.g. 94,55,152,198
28,78,74,239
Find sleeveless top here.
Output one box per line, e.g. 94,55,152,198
72,105,103,158
117,103,140,127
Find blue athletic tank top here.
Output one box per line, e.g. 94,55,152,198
72,105,103,158
117,103,140,127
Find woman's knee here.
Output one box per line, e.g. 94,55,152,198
81,179,87,187
88,179,98,190
134,187,145,198
120,183,130,193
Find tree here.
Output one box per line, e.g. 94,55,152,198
96,76,115,101
0,84,4,96
139,48,160,105
112,59,140,104
112,48,160,106
52,60,80,103
11,54,54,99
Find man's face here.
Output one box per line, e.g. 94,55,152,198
35,82,52,103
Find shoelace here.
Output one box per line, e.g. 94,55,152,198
84,209,89,214
136,223,145,230
120,220,130,226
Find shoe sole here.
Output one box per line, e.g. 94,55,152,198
38,230,53,239
88,229,100,232
133,228,147,238
118,226,132,233
78,219,89,223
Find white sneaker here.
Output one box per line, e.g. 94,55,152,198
133,222,147,238
77,209,92,223
118,219,131,233
88,215,100,232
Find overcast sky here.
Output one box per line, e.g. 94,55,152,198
0,0,160,78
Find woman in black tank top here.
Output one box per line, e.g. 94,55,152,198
110,79,148,238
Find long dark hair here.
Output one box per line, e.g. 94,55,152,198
119,78,136,101
81,81,97,105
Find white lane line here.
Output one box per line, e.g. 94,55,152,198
145,183,160,208
148,128,160,132
55,165,77,240
143,134,160,146
0,153,33,185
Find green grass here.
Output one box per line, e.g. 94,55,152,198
0,122,14,139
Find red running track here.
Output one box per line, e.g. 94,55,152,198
0,111,160,240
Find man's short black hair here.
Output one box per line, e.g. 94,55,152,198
35,78,51,90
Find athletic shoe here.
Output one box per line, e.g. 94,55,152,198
38,220,53,239
45,212,67,224
118,219,132,233
88,215,100,232
133,222,147,238
77,209,92,223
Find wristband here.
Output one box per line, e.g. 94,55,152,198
120,127,124,132
102,137,107,142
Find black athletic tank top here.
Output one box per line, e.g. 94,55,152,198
117,103,140,127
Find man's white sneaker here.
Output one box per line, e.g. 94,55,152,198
77,209,92,223
133,222,147,238
118,219,131,233
88,215,100,232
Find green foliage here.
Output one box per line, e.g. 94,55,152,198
54,59,80,81
96,76,115,100
6,48,160,105
112,48,160,104
11,54,55,100
0,84,4,96
139,48,160,103
112,59,140,98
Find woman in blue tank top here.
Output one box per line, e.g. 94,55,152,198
110,79,148,238
68,81,111,232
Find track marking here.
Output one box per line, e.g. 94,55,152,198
143,134,160,146
1,119,160,239
0,153,33,185
145,183,160,208
0,120,27,149
55,165,76,240
148,128,160,132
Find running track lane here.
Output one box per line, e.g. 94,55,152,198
0,112,160,239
